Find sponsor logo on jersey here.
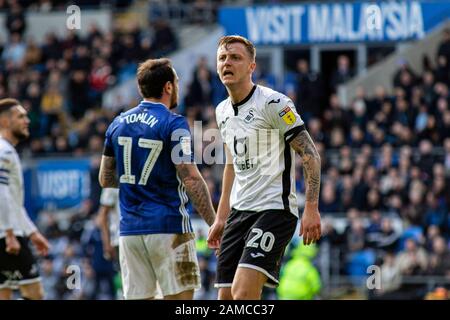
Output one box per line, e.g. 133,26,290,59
278,106,296,125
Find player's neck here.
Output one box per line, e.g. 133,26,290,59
227,81,255,105
0,131,18,146
143,97,170,109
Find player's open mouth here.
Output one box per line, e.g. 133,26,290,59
223,71,233,76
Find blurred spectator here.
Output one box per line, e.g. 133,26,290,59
437,29,450,70
427,237,450,279
151,19,177,57
1,32,26,69
330,55,354,91
6,1,26,37
295,59,324,121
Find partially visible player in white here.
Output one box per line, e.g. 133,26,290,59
97,188,120,261
97,187,164,299
0,98,50,300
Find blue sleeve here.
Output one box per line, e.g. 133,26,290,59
103,121,115,157
168,115,194,164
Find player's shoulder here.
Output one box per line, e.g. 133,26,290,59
0,138,15,156
0,138,16,167
255,85,294,115
256,85,290,105
166,111,190,132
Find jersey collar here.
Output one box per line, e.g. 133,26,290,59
231,85,257,116
139,100,166,109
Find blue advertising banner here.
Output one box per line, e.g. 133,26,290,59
219,1,450,45
30,159,92,211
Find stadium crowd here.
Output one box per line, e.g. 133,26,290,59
0,3,449,299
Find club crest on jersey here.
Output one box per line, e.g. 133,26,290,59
244,109,255,123
180,137,192,155
278,106,296,125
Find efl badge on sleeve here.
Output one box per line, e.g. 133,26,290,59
278,107,296,125
180,136,192,155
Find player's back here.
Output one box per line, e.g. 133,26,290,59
104,101,193,235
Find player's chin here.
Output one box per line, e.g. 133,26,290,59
21,129,30,139
221,78,235,85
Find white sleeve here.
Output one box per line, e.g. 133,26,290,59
0,154,14,231
18,208,37,236
0,184,14,231
100,188,119,207
262,93,305,142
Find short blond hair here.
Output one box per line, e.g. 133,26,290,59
218,35,256,61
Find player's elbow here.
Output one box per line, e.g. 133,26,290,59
315,153,322,166
302,149,321,166
99,173,106,188
182,174,201,190
99,173,111,188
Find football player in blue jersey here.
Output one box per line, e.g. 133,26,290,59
99,58,216,300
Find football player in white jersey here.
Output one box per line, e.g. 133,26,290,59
97,188,120,261
207,36,322,300
0,98,50,300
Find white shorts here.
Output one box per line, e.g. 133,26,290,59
119,233,201,300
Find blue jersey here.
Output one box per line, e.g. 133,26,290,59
103,101,194,236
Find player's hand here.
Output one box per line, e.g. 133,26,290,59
30,232,50,256
300,205,321,245
5,233,21,255
207,219,225,250
103,243,116,261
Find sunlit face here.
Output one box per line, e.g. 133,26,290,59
217,42,255,87
10,105,30,141
169,69,179,110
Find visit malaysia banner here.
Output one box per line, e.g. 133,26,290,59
218,1,450,45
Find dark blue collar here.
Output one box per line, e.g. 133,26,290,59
139,100,166,108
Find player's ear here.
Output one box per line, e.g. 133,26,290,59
164,81,173,95
0,113,10,128
249,61,256,73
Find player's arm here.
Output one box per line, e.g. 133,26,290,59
99,155,119,188
19,210,50,256
97,204,115,260
207,144,234,249
289,129,322,245
175,163,216,227
0,153,22,255
263,93,321,245
0,180,21,255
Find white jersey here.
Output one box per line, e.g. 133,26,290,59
99,188,120,247
0,137,37,239
216,85,305,216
